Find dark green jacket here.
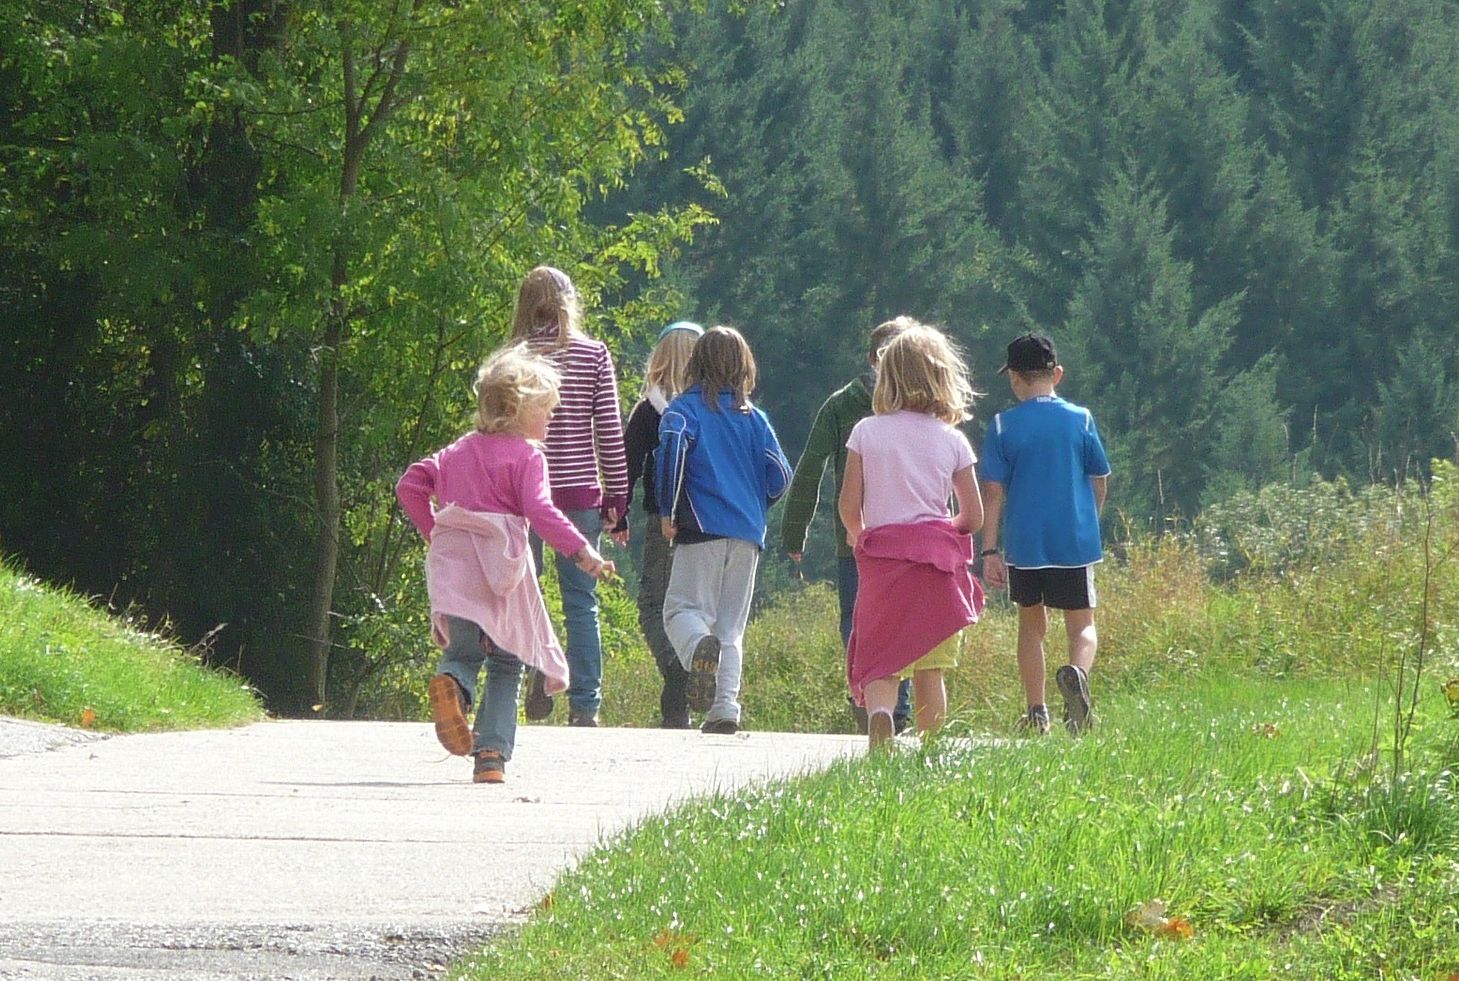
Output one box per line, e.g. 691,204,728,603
780,375,874,558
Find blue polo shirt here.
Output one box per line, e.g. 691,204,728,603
979,395,1111,568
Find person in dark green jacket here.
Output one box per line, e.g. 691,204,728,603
782,318,913,733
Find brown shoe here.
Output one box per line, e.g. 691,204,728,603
427,674,473,756
473,750,505,784
568,711,599,728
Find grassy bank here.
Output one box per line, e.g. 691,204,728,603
0,560,263,731
462,674,1458,978
458,469,1459,977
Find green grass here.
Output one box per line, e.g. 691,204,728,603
0,559,264,731
453,470,1459,978
458,674,1459,978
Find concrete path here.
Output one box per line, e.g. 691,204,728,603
0,719,863,979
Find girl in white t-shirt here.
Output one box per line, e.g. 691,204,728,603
838,323,985,749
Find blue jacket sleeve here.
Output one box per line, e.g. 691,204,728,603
760,411,793,503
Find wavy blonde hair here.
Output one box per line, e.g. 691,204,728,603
688,326,757,412
872,321,976,424
509,265,582,347
472,343,561,434
644,328,700,400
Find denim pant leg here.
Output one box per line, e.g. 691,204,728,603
437,615,486,708
639,518,687,720
473,641,524,760
838,554,911,722
554,508,604,717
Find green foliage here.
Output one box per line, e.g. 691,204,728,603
619,0,1459,521
0,557,263,731
0,0,714,709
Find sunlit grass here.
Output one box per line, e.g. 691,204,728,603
0,559,263,731
459,674,1459,978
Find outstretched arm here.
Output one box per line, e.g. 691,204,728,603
780,401,837,558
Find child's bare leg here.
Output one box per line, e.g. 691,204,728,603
1016,604,1049,707
864,676,899,720
1064,608,1096,672
912,668,946,735
863,676,899,749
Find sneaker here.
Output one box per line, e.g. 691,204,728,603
686,636,720,713
892,714,911,735
867,710,895,751
1014,704,1051,736
1055,665,1094,736
568,711,599,728
524,669,553,721
427,674,473,755
472,750,505,784
701,717,739,735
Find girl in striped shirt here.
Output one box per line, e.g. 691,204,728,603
510,266,629,727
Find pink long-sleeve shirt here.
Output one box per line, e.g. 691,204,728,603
395,431,589,558
524,326,630,520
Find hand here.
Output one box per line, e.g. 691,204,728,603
983,553,1008,590
574,546,617,581
661,516,676,541
788,552,803,564
610,528,630,547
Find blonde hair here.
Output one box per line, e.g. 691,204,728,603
688,326,757,412
472,343,561,434
644,328,699,400
510,265,582,347
872,321,976,424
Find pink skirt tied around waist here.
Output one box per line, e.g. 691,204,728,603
424,505,569,696
846,518,984,706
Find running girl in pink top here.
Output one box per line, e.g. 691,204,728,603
396,345,615,784
838,322,986,750
509,266,630,727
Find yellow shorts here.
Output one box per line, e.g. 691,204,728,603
895,629,961,680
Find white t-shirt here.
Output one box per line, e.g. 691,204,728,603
847,411,976,530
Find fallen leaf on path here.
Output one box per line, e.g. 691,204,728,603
79,707,97,729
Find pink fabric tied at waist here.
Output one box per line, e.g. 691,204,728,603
425,505,569,696
847,518,985,705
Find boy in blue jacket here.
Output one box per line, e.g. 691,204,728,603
657,326,792,734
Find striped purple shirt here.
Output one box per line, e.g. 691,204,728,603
525,327,629,520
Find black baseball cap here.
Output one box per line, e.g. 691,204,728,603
998,333,1058,374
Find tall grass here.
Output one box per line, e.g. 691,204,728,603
0,559,263,731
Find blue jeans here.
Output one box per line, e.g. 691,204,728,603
436,615,524,759
839,555,912,724
532,507,603,717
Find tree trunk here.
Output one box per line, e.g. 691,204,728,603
301,17,414,713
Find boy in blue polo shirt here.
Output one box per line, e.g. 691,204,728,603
978,333,1111,736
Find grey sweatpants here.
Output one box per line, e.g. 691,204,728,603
662,537,760,724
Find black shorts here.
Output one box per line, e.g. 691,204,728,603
1008,565,1097,610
